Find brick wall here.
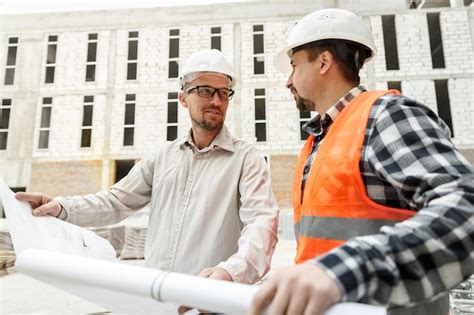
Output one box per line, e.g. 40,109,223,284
270,154,298,209
22,8,474,158
33,95,107,159
29,160,102,196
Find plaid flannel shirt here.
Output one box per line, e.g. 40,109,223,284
301,86,474,308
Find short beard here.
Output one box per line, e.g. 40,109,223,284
193,117,223,131
290,86,315,112
296,96,315,112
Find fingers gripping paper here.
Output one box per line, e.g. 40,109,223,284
0,177,116,260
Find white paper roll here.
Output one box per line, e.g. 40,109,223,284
15,248,161,297
15,249,385,315
158,272,259,314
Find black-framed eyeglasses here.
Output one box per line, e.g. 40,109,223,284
186,85,235,101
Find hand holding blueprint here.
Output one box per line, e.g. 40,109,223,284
2,176,385,314
16,249,386,315
0,177,116,260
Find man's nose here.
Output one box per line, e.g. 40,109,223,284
210,92,223,105
285,73,293,89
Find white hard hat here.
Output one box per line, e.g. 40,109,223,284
274,8,377,74
179,49,236,89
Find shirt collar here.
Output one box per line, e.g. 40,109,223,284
179,125,235,153
302,85,367,137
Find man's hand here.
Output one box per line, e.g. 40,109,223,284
15,192,62,217
249,263,342,315
178,267,233,314
195,266,233,281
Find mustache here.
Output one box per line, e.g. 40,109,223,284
203,107,222,114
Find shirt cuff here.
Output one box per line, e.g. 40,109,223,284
216,258,252,284
312,244,367,303
53,197,69,221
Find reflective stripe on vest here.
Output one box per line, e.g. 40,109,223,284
296,216,401,240
292,90,416,264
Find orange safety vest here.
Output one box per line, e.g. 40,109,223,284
293,90,416,264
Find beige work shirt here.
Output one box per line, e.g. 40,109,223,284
56,126,279,283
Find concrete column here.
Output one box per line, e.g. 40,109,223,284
10,33,43,188
233,22,242,138
101,30,117,189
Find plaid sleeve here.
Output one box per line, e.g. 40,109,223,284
312,95,474,308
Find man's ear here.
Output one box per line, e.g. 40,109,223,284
319,50,334,75
178,92,188,108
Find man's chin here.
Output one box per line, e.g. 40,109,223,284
296,98,314,112
201,120,223,131
296,102,307,112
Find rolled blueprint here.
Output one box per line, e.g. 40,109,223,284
15,249,385,315
155,271,259,313
15,249,256,314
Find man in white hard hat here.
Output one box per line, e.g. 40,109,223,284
250,8,473,315
16,49,279,291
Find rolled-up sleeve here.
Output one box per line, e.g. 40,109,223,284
217,149,279,284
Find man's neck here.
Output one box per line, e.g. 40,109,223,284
319,80,358,114
191,126,221,150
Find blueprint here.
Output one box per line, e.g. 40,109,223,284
0,176,116,259
2,176,385,314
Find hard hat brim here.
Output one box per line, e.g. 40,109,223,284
180,71,236,89
273,35,377,75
